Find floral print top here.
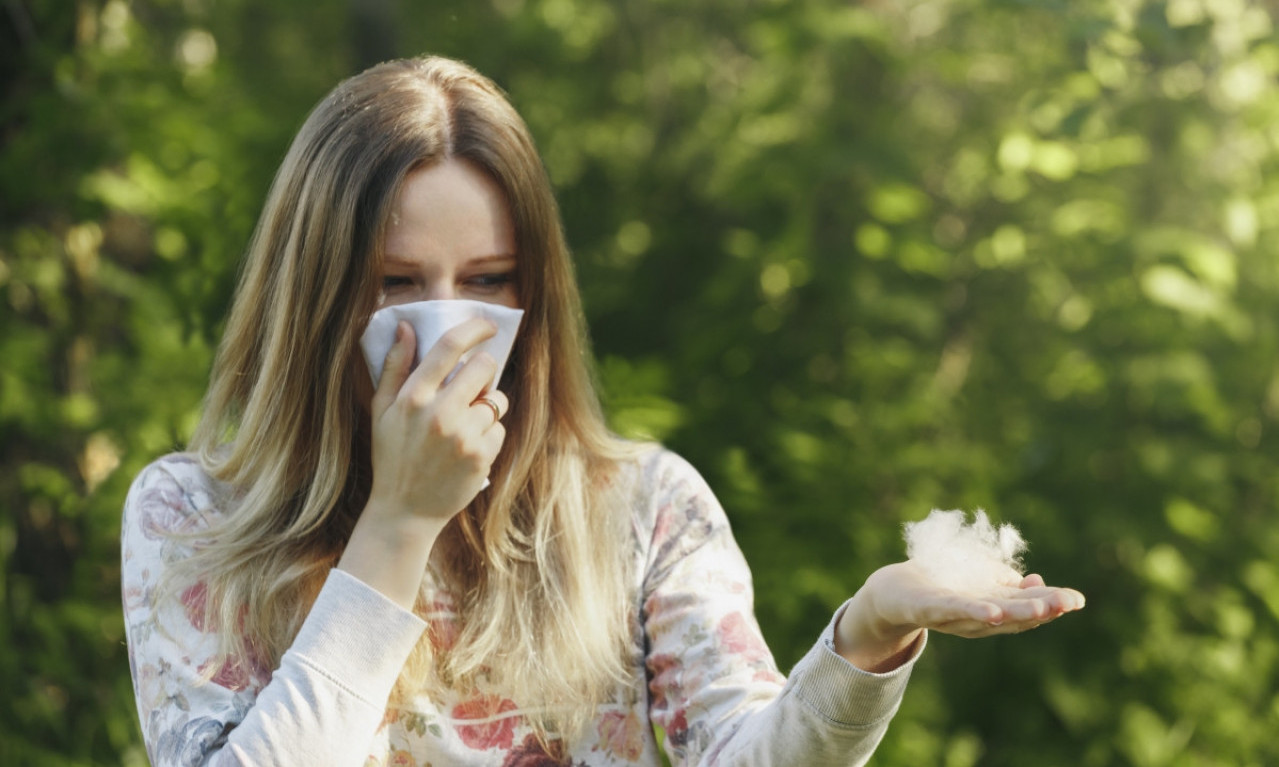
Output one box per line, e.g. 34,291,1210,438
122,448,920,766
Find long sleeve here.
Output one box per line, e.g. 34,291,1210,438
120,456,427,767
639,451,922,767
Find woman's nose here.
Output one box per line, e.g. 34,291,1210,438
422,281,455,301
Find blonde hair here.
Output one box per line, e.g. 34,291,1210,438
170,56,640,737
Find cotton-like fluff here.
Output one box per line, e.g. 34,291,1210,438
903,509,1027,591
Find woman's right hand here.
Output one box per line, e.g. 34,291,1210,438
367,318,508,522
338,317,508,608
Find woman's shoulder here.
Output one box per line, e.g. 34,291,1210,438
122,452,227,541
626,444,715,501
616,444,726,539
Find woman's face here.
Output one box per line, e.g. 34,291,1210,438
378,158,519,310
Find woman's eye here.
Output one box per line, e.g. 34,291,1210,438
466,273,515,293
381,276,413,291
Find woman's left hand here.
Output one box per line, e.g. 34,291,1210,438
833,561,1086,672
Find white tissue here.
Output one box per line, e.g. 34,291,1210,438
903,509,1026,590
360,299,523,389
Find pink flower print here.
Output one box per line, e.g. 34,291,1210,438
652,502,676,545
666,709,689,748
198,656,252,692
138,477,192,540
596,710,645,761
180,581,210,632
387,749,417,767
646,652,683,710
193,634,269,693
501,733,568,767
122,584,147,613
452,694,520,751
716,612,770,664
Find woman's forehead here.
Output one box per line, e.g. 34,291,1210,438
383,159,516,266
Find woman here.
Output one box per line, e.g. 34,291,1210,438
121,56,1084,766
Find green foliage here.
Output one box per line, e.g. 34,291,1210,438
4,0,1279,764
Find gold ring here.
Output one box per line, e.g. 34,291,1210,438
476,396,501,423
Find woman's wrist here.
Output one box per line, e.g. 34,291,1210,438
335,498,445,610
833,583,924,673
357,493,452,539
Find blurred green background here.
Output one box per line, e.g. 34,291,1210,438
4,0,1279,764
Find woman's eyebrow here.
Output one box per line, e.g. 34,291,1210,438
383,254,516,266
467,254,517,263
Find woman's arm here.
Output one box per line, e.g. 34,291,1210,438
639,452,920,767
639,452,1083,767
123,318,508,766
122,460,427,766
338,318,506,609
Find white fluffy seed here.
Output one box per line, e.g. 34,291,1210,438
903,509,1027,590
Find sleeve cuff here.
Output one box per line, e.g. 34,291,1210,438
285,568,427,706
787,599,926,728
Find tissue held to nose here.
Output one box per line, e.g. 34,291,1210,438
360,299,523,389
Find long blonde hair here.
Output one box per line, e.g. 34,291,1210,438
172,56,639,735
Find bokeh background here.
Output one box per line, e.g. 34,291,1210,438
5,0,1279,764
